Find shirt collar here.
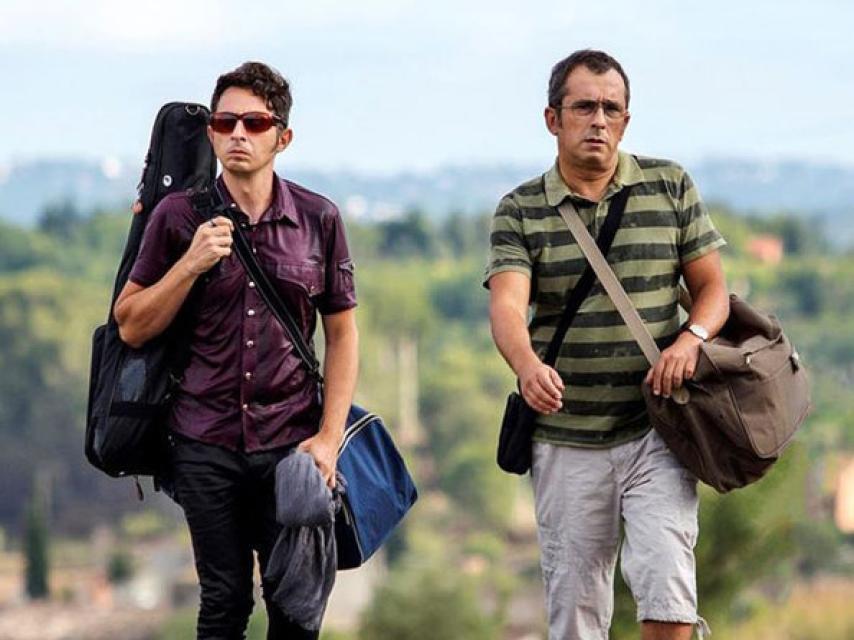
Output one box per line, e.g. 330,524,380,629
544,150,644,208
215,173,300,226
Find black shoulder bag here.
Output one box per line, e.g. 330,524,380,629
496,185,632,475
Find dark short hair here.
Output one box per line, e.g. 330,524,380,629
548,49,630,109
211,61,292,127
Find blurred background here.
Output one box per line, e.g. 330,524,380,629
1,1,853,638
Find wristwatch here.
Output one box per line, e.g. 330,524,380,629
685,323,710,342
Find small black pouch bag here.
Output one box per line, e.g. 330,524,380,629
496,186,632,475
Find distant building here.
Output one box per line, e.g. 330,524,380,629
835,457,854,533
747,234,784,265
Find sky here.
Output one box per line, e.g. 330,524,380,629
1,0,853,173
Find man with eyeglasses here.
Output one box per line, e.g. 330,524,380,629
485,49,729,639
114,61,358,639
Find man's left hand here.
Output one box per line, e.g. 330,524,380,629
644,332,703,398
297,430,343,489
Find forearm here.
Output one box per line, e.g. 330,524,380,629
685,278,729,338
115,256,199,348
490,301,540,377
318,324,359,440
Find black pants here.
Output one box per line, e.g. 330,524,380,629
169,433,320,640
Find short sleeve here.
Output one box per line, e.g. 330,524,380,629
677,170,727,264
482,194,533,289
316,206,357,315
128,199,183,287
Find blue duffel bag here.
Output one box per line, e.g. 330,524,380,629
335,404,418,569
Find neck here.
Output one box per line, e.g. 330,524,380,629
557,154,619,202
222,167,276,222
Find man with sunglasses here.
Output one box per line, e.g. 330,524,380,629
486,50,729,639
114,61,358,639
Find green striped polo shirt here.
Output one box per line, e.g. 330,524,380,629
484,151,726,448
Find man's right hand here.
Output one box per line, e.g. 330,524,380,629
518,360,565,414
180,216,235,276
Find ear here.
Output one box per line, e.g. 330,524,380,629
276,128,293,153
544,106,561,136
206,125,214,146
617,111,631,141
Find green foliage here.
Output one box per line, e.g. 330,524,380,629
38,199,84,237
429,261,489,323
358,563,499,640
376,210,438,258
0,201,851,634
121,510,172,540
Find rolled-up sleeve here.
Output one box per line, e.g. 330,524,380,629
483,194,532,289
128,199,181,287
676,171,726,264
316,207,357,315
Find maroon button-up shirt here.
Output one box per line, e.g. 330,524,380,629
129,174,357,452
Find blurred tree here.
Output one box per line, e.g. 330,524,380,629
780,268,826,315
38,198,83,238
440,212,489,257
759,214,828,256
0,222,52,272
106,548,135,584
24,490,49,599
430,262,489,323
377,210,437,258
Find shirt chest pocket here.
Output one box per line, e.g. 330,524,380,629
274,261,326,299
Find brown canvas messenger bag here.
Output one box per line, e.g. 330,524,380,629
558,200,812,493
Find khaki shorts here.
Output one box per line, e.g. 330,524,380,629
532,429,709,640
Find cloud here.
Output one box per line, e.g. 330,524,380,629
0,0,230,50
2,0,573,54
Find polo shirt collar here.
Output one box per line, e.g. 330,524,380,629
544,151,644,207
215,173,300,226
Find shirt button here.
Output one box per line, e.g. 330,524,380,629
242,403,249,411
252,247,257,254
247,309,255,317
246,340,255,348
244,371,252,380
249,281,256,289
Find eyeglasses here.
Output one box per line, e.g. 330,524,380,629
558,100,626,121
209,111,284,134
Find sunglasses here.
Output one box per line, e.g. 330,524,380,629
209,111,284,134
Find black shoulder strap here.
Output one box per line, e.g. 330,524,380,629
195,186,324,383
542,186,632,367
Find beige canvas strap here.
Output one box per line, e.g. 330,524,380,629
557,200,691,403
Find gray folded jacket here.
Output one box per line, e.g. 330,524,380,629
275,450,337,528
263,450,343,632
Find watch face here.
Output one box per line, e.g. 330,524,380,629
689,324,709,341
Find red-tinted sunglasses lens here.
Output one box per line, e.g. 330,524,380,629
209,112,279,134
210,113,238,133
242,113,277,133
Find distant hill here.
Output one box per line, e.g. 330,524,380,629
2,156,852,243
